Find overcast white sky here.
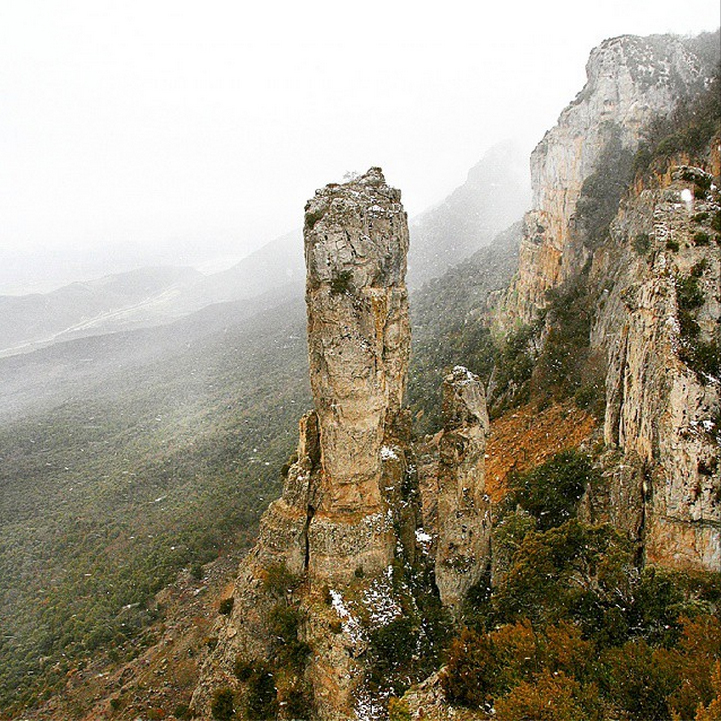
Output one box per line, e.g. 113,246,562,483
0,0,718,293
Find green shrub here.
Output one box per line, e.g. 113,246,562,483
493,521,635,634
388,697,412,721
368,616,417,686
603,639,679,720
712,210,721,233
575,125,634,249
218,597,234,615
330,270,353,295
268,603,311,669
211,687,235,721
283,680,314,720
635,70,720,173
677,274,704,312
233,657,255,681
488,323,538,417
245,665,277,720
263,563,298,598
632,232,651,255
675,273,721,379
509,450,597,531
694,230,711,246
666,238,680,252
532,270,605,414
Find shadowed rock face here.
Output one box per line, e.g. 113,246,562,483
304,167,410,517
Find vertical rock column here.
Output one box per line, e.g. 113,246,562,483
435,366,491,611
303,167,411,580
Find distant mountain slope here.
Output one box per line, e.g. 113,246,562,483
0,266,202,356
0,142,527,358
0,240,306,358
0,291,310,712
185,229,304,306
408,221,523,432
408,140,530,286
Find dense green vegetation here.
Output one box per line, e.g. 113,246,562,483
575,124,635,250
506,450,599,531
533,269,606,416
0,298,310,714
442,451,721,721
676,262,721,381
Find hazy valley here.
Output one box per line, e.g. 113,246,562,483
1,26,720,721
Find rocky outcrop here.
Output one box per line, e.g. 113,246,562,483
248,168,412,588
588,163,721,570
303,167,410,560
433,367,491,609
191,168,498,719
502,34,713,328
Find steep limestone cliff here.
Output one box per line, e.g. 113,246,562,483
587,159,721,570
503,34,713,327
488,31,721,574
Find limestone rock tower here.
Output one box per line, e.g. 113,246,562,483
302,166,410,578
191,168,414,719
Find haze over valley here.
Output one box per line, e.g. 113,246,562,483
1,3,720,720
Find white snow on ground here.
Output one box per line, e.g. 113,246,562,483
380,445,399,461
362,569,401,628
354,686,386,721
329,589,363,644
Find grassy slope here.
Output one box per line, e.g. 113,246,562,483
0,295,310,713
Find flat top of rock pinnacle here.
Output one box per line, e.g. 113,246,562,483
312,167,399,198
306,167,403,218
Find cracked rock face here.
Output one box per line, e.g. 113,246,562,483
430,366,491,610
253,167,411,585
591,166,721,571
304,167,410,518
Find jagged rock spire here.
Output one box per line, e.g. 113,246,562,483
304,167,410,516
435,366,491,610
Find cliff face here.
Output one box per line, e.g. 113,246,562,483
491,31,720,574
588,160,721,570
504,34,712,327
192,169,490,720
